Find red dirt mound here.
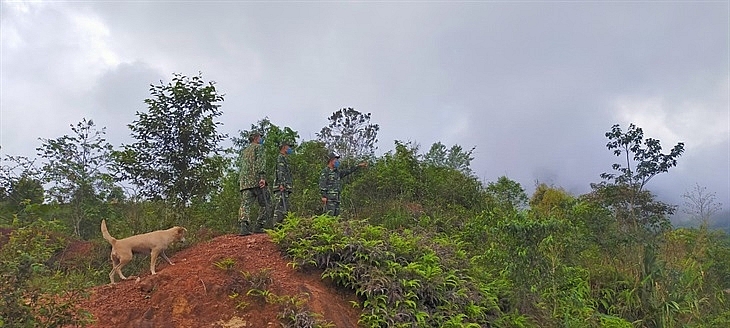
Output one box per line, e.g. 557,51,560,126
79,233,361,328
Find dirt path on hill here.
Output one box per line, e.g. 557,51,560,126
78,233,360,328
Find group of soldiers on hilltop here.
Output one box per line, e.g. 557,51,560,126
238,131,367,236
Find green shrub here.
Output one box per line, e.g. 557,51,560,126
0,219,93,327
271,215,502,327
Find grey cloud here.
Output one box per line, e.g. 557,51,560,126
86,62,164,148
1,2,727,220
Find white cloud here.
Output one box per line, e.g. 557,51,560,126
613,78,729,151
1,2,129,158
614,96,682,142
68,9,120,69
1,1,727,208
2,2,123,90
1,1,43,49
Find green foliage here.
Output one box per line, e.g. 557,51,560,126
583,123,684,326
349,141,421,220
234,117,300,177
653,228,730,326
113,73,226,207
187,155,240,234
0,155,44,217
562,123,730,328
214,257,236,271
288,141,329,216
232,117,304,218
224,267,332,328
349,140,484,231
37,118,120,239
588,183,675,242
271,215,501,327
422,142,476,176
251,290,334,328
0,219,93,327
485,176,529,214
494,214,594,325
316,108,380,163
241,268,273,291
2,95,729,328
601,123,684,191
277,294,335,328
102,201,178,236
593,123,683,239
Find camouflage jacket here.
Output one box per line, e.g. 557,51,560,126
239,143,266,190
318,166,360,201
274,154,292,192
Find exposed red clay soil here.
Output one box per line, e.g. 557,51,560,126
78,233,361,328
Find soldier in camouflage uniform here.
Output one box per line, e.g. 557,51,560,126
319,152,367,216
272,141,293,225
239,131,272,235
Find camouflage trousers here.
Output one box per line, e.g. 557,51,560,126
272,190,291,226
323,197,340,217
239,187,272,235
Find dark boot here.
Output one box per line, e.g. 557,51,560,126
239,221,252,236
264,215,275,230
252,217,264,233
256,205,273,232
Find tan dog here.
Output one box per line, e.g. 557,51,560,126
101,219,187,284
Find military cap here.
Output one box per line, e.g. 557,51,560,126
327,152,340,160
248,131,261,142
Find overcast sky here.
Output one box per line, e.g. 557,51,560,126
1,1,728,223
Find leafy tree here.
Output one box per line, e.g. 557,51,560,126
233,117,299,151
422,142,476,176
587,184,676,239
593,123,684,237
529,183,575,220
316,108,379,163
0,156,44,218
682,183,723,227
114,73,226,207
600,123,684,192
485,176,528,214
590,123,685,326
36,118,118,238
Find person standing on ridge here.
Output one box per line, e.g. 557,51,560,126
239,131,271,235
273,141,293,226
319,152,367,216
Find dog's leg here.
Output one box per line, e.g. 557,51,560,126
160,251,174,265
116,263,129,280
150,249,160,275
114,253,131,282
109,254,118,284
109,255,131,283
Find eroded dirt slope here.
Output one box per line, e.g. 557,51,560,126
79,233,360,328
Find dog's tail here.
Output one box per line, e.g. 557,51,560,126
101,219,116,245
